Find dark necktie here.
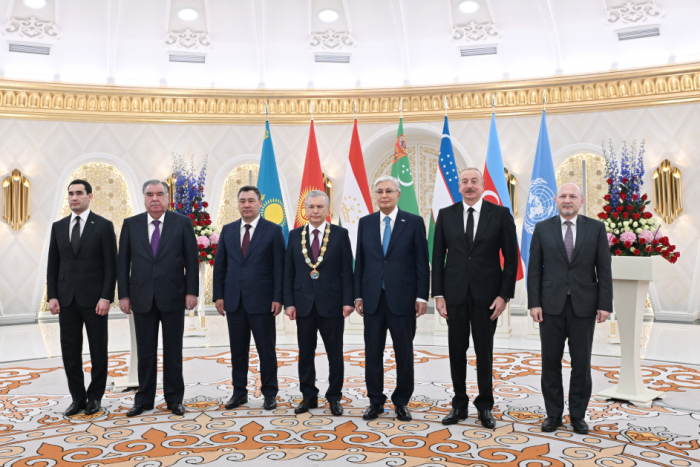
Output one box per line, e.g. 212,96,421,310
151,220,161,257
564,221,574,261
241,224,251,257
71,216,81,254
466,207,474,251
311,228,320,263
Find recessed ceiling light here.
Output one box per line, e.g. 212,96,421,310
178,8,199,21
458,1,480,14
319,10,339,23
23,0,47,9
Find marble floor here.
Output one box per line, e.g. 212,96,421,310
1,312,697,366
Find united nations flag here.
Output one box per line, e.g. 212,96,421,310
257,121,289,243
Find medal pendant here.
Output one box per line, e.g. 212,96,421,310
310,270,320,280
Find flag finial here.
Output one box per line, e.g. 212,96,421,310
353,101,357,120
399,97,403,119
265,101,269,122
444,96,448,116
543,90,547,111
310,100,314,121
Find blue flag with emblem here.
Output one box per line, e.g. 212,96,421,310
257,121,290,243
521,110,558,284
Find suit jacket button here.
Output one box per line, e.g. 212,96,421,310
468,257,471,259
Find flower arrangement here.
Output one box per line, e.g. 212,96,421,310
598,140,679,263
171,154,219,265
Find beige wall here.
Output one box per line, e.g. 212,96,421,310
1,103,697,322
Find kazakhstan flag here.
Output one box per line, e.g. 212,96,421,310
257,121,289,243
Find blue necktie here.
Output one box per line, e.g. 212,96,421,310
382,216,392,256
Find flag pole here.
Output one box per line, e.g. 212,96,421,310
492,94,496,114
265,101,269,122
543,90,547,112
399,97,403,119
311,100,314,121
353,101,357,121
444,96,448,116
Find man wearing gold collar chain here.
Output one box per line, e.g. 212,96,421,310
284,190,354,416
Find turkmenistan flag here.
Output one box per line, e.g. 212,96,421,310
428,116,461,262
391,117,420,215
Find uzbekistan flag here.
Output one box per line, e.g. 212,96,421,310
428,116,461,262
482,113,525,281
340,119,373,257
294,120,328,228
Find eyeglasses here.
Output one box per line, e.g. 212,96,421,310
375,189,398,195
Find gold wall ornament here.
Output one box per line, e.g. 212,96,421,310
2,169,30,230
3,61,700,124
504,168,518,217
555,153,607,217
323,173,333,218
653,159,682,223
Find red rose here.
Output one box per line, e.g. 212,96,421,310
612,237,619,244
622,178,628,184
646,246,653,253
643,212,653,219
669,245,676,252
193,203,199,209
192,221,197,226
661,237,670,246
632,194,639,201
656,246,663,253
624,241,632,248
597,213,608,219
607,178,613,185
627,206,633,212
604,194,611,201
622,212,629,219
209,260,214,266
616,206,624,212
652,239,659,245
675,251,680,257
670,256,678,263
199,186,204,191
603,206,612,212
634,249,640,255
642,194,648,201
200,251,207,257
178,203,183,209
170,202,175,207
189,214,195,219
632,213,640,221
198,244,205,250
639,238,646,244
662,250,670,257
203,202,209,207
615,249,622,256
612,213,619,219
199,221,205,226
640,205,646,211
620,193,627,200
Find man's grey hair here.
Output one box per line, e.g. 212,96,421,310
460,167,484,179
305,190,330,208
142,179,169,195
373,175,401,193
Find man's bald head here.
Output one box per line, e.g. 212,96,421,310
555,183,584,219
557,183,583,198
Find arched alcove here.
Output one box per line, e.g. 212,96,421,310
555,152,607,217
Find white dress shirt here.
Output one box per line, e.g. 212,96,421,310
240,215,261,246
561,215,578,244
463,198,483,239
69,209,91,240
147,213,165,244
308,220,327,239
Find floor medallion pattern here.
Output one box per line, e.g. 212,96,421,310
0,346,699,466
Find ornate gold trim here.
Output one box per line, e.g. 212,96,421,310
2,62,700,124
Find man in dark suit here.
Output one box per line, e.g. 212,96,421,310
354,175,430,422
284,190,354,416
432,168,519,429
47,179,117,417
117,180,199,417
213,186,285,411
528,182,612,435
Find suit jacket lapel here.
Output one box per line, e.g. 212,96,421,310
550,216,570,264
471,201,492,250
231,220,243,262
368,213,383,255
243,218,267,262
138,213,152,256
386,210,408,256
75,211,97,255
154,211,175,259
569,216,588,264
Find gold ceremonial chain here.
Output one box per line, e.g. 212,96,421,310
301,224,331,278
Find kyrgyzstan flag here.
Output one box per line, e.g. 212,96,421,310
483,113,525,281
295,120,329,228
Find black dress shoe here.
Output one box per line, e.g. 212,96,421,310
263,396,277,410
167,403,186,416
329,401,343,416
442,408,468,425
362,404,384,420
395,405,412,421
541,416,562,432
225,394,248,410
126,404,153,417
294,398,318,414
84,400,101,415
477,409,496,429
64,401,87,417
570,417,589,434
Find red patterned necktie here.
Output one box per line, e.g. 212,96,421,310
241,224,251,257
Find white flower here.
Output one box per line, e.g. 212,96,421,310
614,229,620,234
630,247,635,252
623,221,629,227
207,254,212,259
636,228,643,233
624,227,631,232
633,222,638,228
640,219,646,225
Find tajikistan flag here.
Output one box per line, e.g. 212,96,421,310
428,116,462,262
341,119,373,257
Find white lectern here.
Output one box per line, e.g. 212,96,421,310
595,256,675,408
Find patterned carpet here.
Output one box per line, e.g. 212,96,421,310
1,346,700,466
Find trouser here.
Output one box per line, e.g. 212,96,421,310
59,303,108,403
296,304,345,401
447,289,498,412
363,290,416,406
133,301,185,406
226,307,278,397
539,295,596,419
